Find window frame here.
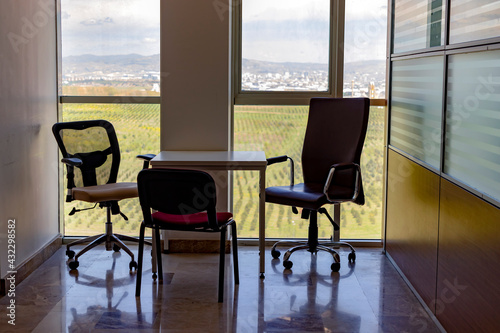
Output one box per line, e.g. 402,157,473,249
232,0,344,106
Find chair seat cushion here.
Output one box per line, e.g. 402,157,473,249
72,182,138,202
152,211,233,229
265,183,354,210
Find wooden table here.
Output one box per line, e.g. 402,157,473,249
150,151,267,277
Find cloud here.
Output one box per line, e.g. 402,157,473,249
61,11,71,20
80,17,114,26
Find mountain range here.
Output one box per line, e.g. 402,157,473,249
62,53,385,81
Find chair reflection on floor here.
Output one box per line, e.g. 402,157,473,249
67,252,158,331
260,256,360,332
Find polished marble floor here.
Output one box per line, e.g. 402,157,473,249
0,244,442,332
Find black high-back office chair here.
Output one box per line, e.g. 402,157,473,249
266,97,370,272
53,120,154,270
135,168,239,302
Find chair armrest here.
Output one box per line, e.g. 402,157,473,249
61,157,82,201
266,155,294,186
137,154,156,161
137,154,156,169
61,157,82,167
323,162,361,202
266,155,288,165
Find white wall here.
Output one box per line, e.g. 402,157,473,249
0,0,59,278
160,0,232,241
160,0,231,151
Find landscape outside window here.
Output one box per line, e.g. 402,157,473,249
60,0,386,240
234,0,386,239
61,0,160,97
241,0,330,91
61,0,160,236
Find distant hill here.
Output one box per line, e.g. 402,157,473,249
62,54,160,74
62,54,385,81
242,58,328,74
344,59,386,82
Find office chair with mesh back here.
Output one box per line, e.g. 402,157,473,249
135,168,239,302
52,120,154,270
266,97,370,272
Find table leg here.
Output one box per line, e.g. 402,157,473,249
259,168,266,278
152,230,157,278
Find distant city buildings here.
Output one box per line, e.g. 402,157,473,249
62,55,385,99
241,70,385,99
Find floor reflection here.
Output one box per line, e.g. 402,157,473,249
66,253,159,331
258,255,360,332
0,246,442,332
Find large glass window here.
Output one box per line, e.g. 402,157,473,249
240,0,330,92
61,104,160,236
232,105,385,240
60,0,160,237
344,0,387,99
235,0,387,240
61,0,160,96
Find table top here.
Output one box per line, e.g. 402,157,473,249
150,150,267,169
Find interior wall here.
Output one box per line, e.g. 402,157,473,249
160,0,230,151
0,0,59,278
385,150,439,307
159,0,231,242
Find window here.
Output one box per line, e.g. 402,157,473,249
60,0,160,237
344,0,387,99
241,0,330,92
235,0,338,105
61,0,160,97
234,0,387,240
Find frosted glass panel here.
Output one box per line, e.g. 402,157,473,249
393,0,445,53
445,50,500,201
390,57,444,168
450,0,500,44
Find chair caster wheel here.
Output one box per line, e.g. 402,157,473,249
152,273,157,280
348,252,356,263
129,261,138,271
271,249,281,259
283,260,293,269
66,250,75,259
331,262,340,272
69,260,79,270
113,244,121,252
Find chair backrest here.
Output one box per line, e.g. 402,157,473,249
52,120,120,188
301,98,370,204
137,169,219,229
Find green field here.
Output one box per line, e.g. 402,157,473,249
61,104,385,240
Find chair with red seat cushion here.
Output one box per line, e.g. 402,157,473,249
135,168,239,302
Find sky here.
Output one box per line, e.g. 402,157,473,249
62,0,387,63
61,0,160,57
